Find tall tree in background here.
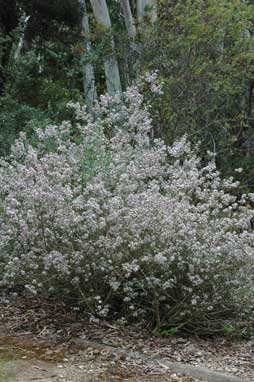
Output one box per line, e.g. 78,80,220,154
85,0,157,97
80,0,97,109
121,0,136,40
89,0,122,95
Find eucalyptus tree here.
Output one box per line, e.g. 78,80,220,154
81,0,157,103
80,0,97,110
121,0,136,40
89,0,122,95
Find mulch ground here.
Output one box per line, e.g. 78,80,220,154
0,298,253,381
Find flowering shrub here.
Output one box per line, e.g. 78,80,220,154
1,82,254,333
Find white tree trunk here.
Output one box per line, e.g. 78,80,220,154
90,0,122,95
80,0,97,110
121,0,136,40
137,0,157,24
14,15,30,61
137,0,143,23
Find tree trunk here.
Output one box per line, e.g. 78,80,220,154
121,0,136,40
80,0,97,110
14,15,30,61
137,0,157,24
89,0,122,95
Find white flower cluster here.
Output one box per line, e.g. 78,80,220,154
1,81,254,332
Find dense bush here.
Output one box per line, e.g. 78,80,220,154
1,82,254,333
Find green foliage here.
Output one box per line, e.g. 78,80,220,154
18,0,81,43
0,369,6,382
0,16,83,156
155,327,179,337
0,96,51,157
143,0,254,189
7,52,44,106
223,323,235,335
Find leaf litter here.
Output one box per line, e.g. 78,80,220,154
0,300,253,381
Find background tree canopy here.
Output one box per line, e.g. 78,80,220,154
1,0,254,190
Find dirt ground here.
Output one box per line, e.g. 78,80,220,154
0,301,253,382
